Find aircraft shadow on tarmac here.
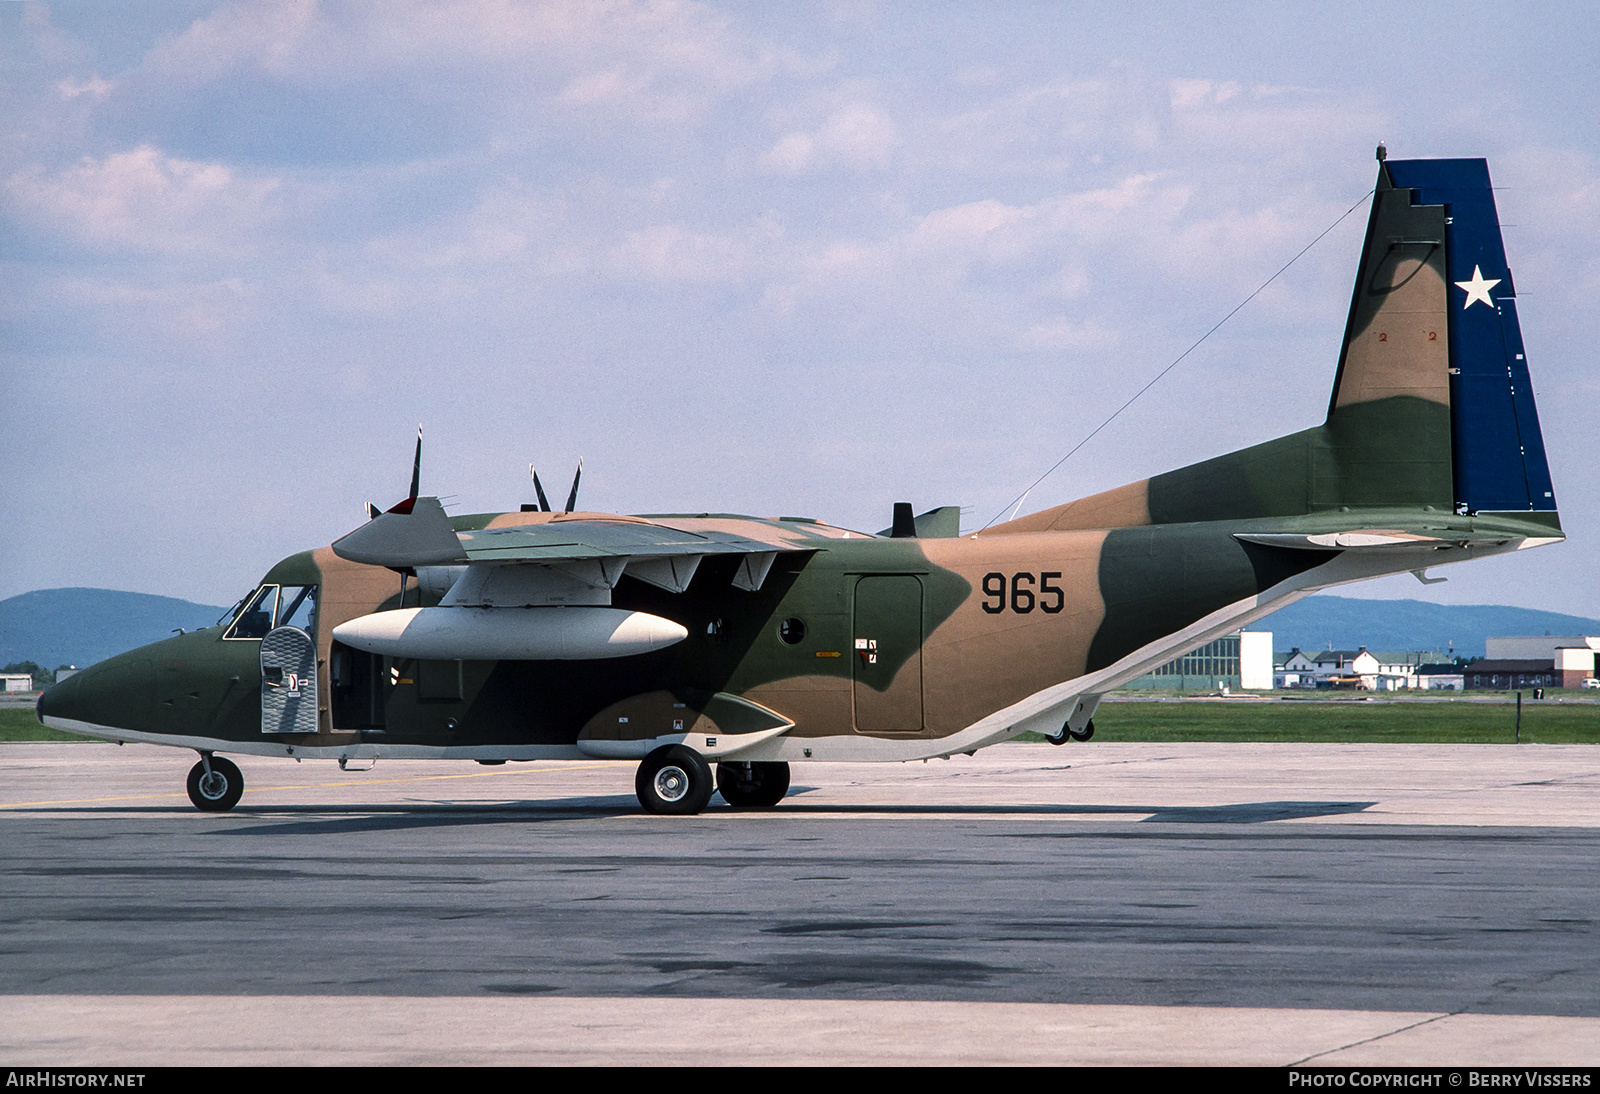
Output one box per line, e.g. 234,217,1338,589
12,795,1377,836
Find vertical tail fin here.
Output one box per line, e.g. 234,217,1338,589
1379,158,1556,515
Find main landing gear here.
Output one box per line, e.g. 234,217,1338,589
633,746,791,814
186,752,244,812
1046,719,1095,746
715,760,791,807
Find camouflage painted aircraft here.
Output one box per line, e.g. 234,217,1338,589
38,152,1562,815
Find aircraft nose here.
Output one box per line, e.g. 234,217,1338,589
36,652,153,734
36,671,81,725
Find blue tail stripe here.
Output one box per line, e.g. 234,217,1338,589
1385,158,1555,513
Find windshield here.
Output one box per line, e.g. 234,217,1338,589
223,584,318,640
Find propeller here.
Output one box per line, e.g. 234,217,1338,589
521,457,582,514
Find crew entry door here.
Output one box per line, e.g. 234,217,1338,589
851,575,924,734
259,584,320,735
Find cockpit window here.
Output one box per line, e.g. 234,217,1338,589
222,584,319,640
225,586,278,640
217,593,251,628
277,585,318,635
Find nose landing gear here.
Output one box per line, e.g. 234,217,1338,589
186,752,244,812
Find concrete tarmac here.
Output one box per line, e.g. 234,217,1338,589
2,741,1597,1065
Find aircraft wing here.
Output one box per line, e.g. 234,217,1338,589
331,498,860,593
456,520,784,562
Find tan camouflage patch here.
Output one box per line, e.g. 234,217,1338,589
482,511,558,529
1334,252,1450,410
916,531,1108,736
743,676,853,741
982,479,1151,535
313,546,408,735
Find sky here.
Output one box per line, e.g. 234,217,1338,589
3,0,1597,613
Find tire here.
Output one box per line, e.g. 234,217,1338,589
635,745,714,815
186,756,244,812
716,761,791,807
1048,719,1095,745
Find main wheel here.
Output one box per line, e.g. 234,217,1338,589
1047,719,1095,745
716,760,791,807
635,745,714,815
186,755,244,812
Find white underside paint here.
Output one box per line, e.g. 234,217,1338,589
575,722,793,760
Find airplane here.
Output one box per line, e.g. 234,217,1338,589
37,150,1562,815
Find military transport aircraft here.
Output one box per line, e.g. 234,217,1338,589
38,152,1562,815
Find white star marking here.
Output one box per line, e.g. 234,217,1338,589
1455,265,1501,310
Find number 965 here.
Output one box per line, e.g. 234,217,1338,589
982,572,1064,614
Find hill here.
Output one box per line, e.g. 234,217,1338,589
0,588,231,669
1254,595,1600,658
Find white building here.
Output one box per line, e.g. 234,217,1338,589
1239,631,1274,690
1273,648,1438,690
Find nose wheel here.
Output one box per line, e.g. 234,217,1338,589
635,745,714,815
186,754,244,812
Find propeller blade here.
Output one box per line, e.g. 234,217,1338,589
530,465,552,512
383,425,425,515
409,425,423,501
564,458,583,514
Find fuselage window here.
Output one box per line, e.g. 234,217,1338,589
225,586,279,640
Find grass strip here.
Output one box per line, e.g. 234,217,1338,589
0,706,100,742
1019,697,1600,744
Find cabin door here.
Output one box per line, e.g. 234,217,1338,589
851,575,924,734
261,625,319,734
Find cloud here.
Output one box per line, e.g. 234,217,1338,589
1169,78,1242,110
56,75,113,99
133,0,782,128
4,145,280,256
761,102,898,174
1016,318,1119,351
